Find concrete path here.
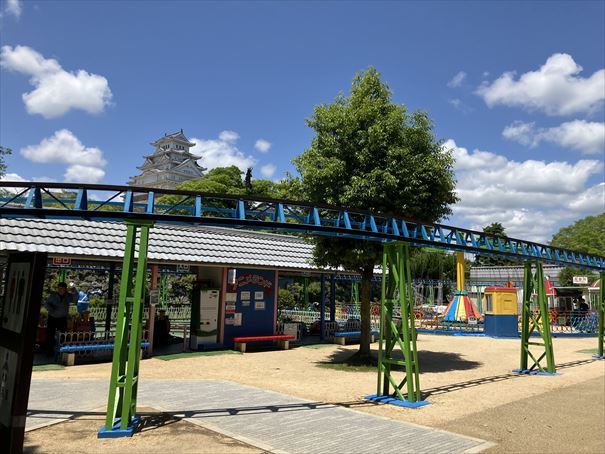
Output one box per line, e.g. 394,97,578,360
28,379,493,453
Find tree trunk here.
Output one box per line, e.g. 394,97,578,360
358,267,373,358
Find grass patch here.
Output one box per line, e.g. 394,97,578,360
317,351,378,373
32,364,65,371
155,350,242,361
577,348,599,354
302,343,336,349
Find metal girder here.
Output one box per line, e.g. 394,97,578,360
597,272,605,359
368,242,428,407
517,261,556,375
100,220,153,437
1,181,604,271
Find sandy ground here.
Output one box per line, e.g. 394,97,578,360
24,407,265,454
29,335,605,452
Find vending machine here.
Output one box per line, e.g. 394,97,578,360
197,289,220,345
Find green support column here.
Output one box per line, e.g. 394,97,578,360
351,280,359,306
367,242,429,408
517,261,556,375
99,220,153,437
303,277,309,309
595,272,604,359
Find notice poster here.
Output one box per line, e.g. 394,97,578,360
225,304,236,314
241,300,250,307
1,262,30,333
254,300,265,310
240,291,250,300
225,293,237,303
254,291,264,300
225,316,235,325
233,313,242,326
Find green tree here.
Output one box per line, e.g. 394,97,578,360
411,249,456,281
293,67,458,357
244,167,253,195
178,166,246,194
0,145,11,179
550,213,605,256
474,222,516,266
551,213,605,286
177,165,289,198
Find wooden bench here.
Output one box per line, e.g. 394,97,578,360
333,331,378,345
232,335,294,353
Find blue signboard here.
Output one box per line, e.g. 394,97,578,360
222,268,276,347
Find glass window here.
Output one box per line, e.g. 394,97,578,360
485,294,493,313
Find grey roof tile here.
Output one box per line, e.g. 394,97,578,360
0,219,316,270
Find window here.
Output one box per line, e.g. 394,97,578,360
485,294,493,313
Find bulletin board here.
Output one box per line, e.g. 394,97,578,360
222,268,276,347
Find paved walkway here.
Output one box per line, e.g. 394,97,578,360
28,379,493,453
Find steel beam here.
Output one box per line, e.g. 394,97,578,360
1,181,603,271
596,272,604,359
99,220,153,437
517,261,556,375
368,242,429,408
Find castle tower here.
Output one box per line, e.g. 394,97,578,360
128,130,206,191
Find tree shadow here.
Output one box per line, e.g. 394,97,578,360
317,348,482,373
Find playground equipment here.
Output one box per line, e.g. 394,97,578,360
1,181,604,435
441,252,481,322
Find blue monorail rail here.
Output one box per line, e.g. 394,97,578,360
1,181,603,271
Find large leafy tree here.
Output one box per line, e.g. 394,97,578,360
550,213,605,256
177,165,288,198
293,67,458,357
474,222,516,266
551,213,605,285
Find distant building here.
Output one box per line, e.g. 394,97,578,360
128,130,206,191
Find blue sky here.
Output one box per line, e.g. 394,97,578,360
1,0,604,243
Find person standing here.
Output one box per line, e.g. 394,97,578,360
44,282,76,354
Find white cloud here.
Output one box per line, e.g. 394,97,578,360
447,71,467,88
255,139,272,153
0,172,26,194
63,165,106,183
448,98,472,114
189,131,256,172
503,120,605,155
21,129,106,183
476,53,605,116
260,163,276,178
446,139,604,242
0,45,112,118
218,130,239,143
4,0,22,18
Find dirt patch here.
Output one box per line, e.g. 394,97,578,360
31,335,605,451
24,407,265,454
441,376,605,453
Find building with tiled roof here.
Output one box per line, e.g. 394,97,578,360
128,130,206,191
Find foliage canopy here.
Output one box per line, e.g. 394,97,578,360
293,67,458,355
550,213,605,256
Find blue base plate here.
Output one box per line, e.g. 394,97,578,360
365,394,431,408
512,368,559,376
592,355,605,359
98,416,141,438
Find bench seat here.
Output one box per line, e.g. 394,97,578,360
58,341,150,365
333,331,378,345
232,335,294,353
